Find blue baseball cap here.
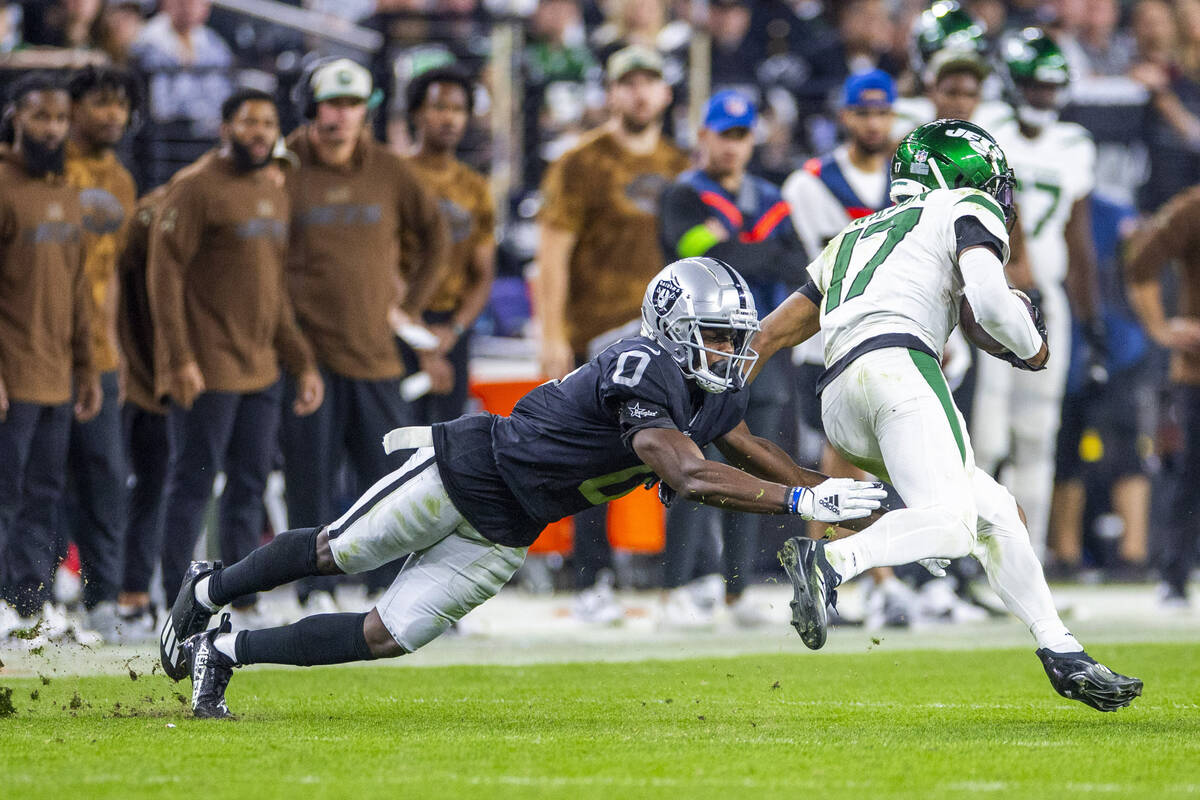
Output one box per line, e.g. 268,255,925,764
842,69,897,108
703,90,756,132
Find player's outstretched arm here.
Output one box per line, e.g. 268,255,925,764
632,426,885,524
748,287,821,381
714,421,886,532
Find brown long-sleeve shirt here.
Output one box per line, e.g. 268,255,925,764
148,152,315,398
539,127,689,354
1126,185,1200,385
117,187,166,413
285,129,449,380
65,140,137,375
0,150,91,406
403,154,494,314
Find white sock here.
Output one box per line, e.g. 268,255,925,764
213,632,238,662
825,508,974,583
194,575,219,612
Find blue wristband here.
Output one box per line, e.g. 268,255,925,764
786,486,804,515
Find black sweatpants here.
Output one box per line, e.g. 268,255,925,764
0,401,72,616
161,382,283,609
405,310,473,425
1162,384,1200,592
65,370,127,609
121,403,169,596
281,368,409,600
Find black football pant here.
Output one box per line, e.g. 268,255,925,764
0,401,72,617
121,403,169,596
63,371,127,609
1162,384,1200,593
161,382,282,609
281,368,410,600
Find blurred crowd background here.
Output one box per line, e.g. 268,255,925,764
1,0,1198,645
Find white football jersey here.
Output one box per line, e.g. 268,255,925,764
991,119,1095,287
807,187,1011,366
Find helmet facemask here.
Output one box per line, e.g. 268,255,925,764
670,310,760,393
641,258,761,394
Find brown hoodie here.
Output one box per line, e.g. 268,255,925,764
285,128,448,380
147,151,315,398
0,149,91,405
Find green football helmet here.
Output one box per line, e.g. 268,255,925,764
1000,27,1070,129
910,1,988,76
890,119,1017,225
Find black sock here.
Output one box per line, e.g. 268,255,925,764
234,612,377,666
207,527,321,607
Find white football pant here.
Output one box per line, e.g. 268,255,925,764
327,447,527,652
971,283,1070,560
819,347,1072,646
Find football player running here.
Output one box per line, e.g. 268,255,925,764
755,119,1141,712
972,28,1105,560
160,258,888,718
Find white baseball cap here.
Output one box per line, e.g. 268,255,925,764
311,59,373,104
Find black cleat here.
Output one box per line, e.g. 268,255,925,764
778,537,841,650
1036,648,1143,712
160,560,222,681
183,613,236,719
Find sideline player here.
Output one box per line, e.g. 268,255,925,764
973,29,1105,559
160,258,888,718
757,120,1141,712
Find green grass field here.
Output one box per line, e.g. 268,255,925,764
1,641,1197,799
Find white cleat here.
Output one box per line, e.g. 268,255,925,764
726,594,772,629
659,587,716,630
572,574,623,625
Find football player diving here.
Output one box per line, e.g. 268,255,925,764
161,257,887,718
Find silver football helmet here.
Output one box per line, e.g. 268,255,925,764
640,257,760,393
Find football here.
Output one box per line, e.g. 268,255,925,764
958,289,1035,355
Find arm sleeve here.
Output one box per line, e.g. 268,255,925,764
959,246,1042,360
659,182,718,257
951,190,1010,263
396,162,450,300
70,228,93,379
797,280,822,305
146,179,204,370
538,151,587,234
273,290,316,378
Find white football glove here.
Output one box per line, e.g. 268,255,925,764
791,478,887,523
918,557,951,577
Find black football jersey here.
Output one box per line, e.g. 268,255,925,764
432,337,749,547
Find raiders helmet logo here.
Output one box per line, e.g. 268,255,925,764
651,277,683,316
